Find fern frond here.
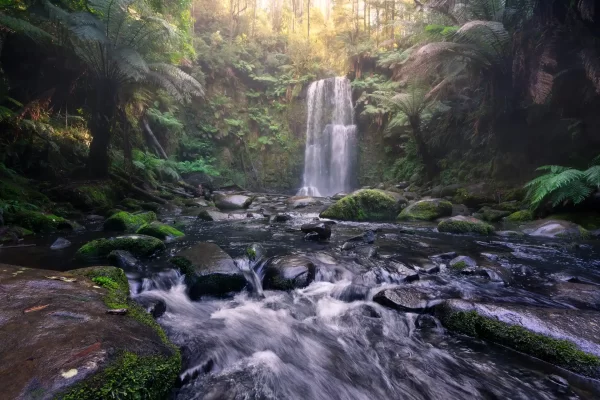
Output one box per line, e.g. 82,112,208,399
584,165,600,187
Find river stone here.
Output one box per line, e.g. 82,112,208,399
449,255,477,270
301,222,331,240
0,264,178,400
358,262,419,285
438,216,494,235
107,250,139,269
214,193,253,210
525,220,590,239
271,213,292,222
50,237,71,250
261,255,316,290
171,243,245,299
397,199,452,221
435,299,600,378
288,196,320,209
373,287,441,313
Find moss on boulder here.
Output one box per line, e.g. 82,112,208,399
0,226,33,242
438,216,494,235
136,222,184,240
319,189,397,221
397,199,453,221
474,206,511,222
436,300,600,378
4,210,74,233
505,210,534,222
75,235,165,262
103,211,156,232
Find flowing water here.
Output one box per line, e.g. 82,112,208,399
298,77,357,197
3,199,600,399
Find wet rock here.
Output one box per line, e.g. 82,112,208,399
344,230,376,246
107,250,139,269
373,287,442,313
474,206,511,222
449,255,477,270
0,264,178,400
246,243,266,264
334,284,370,302
319,190,397,222
103,211,157,232
496,230,524,237
397,199,452,221
137,298,167,319
214,193,253,210
430,252,457,262
288,196,320,209
435,299,600,378
301,222,331,240
136,221,184,241
480,265,512,284
438,215,494,235
304,232,321,241
171,242,245,299
425,265,440,274
526,220,590,239
546,374,569,389
550,282,600,310
85,214,105,222
76,235,165,262
50,237,71,250
332,192,348,200
359,262,419,285
261,255,316,290
271,213,292,223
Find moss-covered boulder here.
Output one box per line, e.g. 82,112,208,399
4,210,75,233
525,220,590,240
505,210,534,222
103,211,156,232
474,206,511,222
170,242,246,299
452,183,496,208
75,235,165,262
0,226,33,242
319,189,397,221
47,182,119,211
397,199,453,221
136,222,184,241
438,216,494,235
0,264,179,400
436,300,600,378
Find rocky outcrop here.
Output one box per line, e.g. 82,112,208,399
0,264,179,400
170,242,246,299
438,216,494,235
397,199,453,221
319,189,397,221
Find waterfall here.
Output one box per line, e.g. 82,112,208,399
298,77,357,197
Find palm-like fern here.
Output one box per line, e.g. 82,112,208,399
525,163,600,210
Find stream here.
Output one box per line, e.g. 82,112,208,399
2,195,600,399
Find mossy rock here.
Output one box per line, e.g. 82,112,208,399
4,210,74,233
140,201,161,212
550,213,600,231
505,210,534,222
319,189,397,221
136,222,184,241
525,220,590,240
438,216,494,235
397,199,453,221
0,226,34,242
48,182,119,211
75,235,165,262
119,198,143,211
474,206,511,222
436,300,600,378
494,201,523,213
103,211,157,232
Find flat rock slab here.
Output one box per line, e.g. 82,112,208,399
0,264,172,399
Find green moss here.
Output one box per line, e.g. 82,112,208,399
438,218,494,235
505,210,534,222
451,261,468,270
319,190,396,221
136,222,184,240
398,200,453,221
5,210,74,233
77,183,118,210
246,247,257,259
474,207,511,222
103,211,157,232
170,256,195,277
64,266,180,399
440,309,600,378
119,198,143,211
75,236,165,262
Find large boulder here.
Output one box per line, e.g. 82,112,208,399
438,216,494,235
75,235,165,262
260,255,316,290
0,264,179,400
170,242,246,299
436,300,600,378
319,189,397,221
136,222,184,241
103,211,156,232
525,220,590,239
397,199,452,221
214,193,253,210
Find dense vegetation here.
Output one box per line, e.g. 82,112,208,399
0,0,599,211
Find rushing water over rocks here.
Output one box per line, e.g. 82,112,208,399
298,77,357,197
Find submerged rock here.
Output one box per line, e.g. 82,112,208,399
171,242,245,299
300,222,331,240
261,255,316,290
214,193,253,210
0,264,179,400
319,189,397,222
103,211,157,232
75,235,165,262
373,287,442,313
438,216,494,235
50,237,71,250
525,220,590,239
449,255,477,270
435,300,600,378
397,199,452,221
136,221,184,241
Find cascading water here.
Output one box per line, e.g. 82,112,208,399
298,77,357,197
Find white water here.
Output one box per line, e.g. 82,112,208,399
298,77,357,197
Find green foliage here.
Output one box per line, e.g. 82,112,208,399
525,162,600,210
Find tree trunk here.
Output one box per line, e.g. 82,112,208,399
142,118,168,159
409,115,437,179
87,82,117,178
